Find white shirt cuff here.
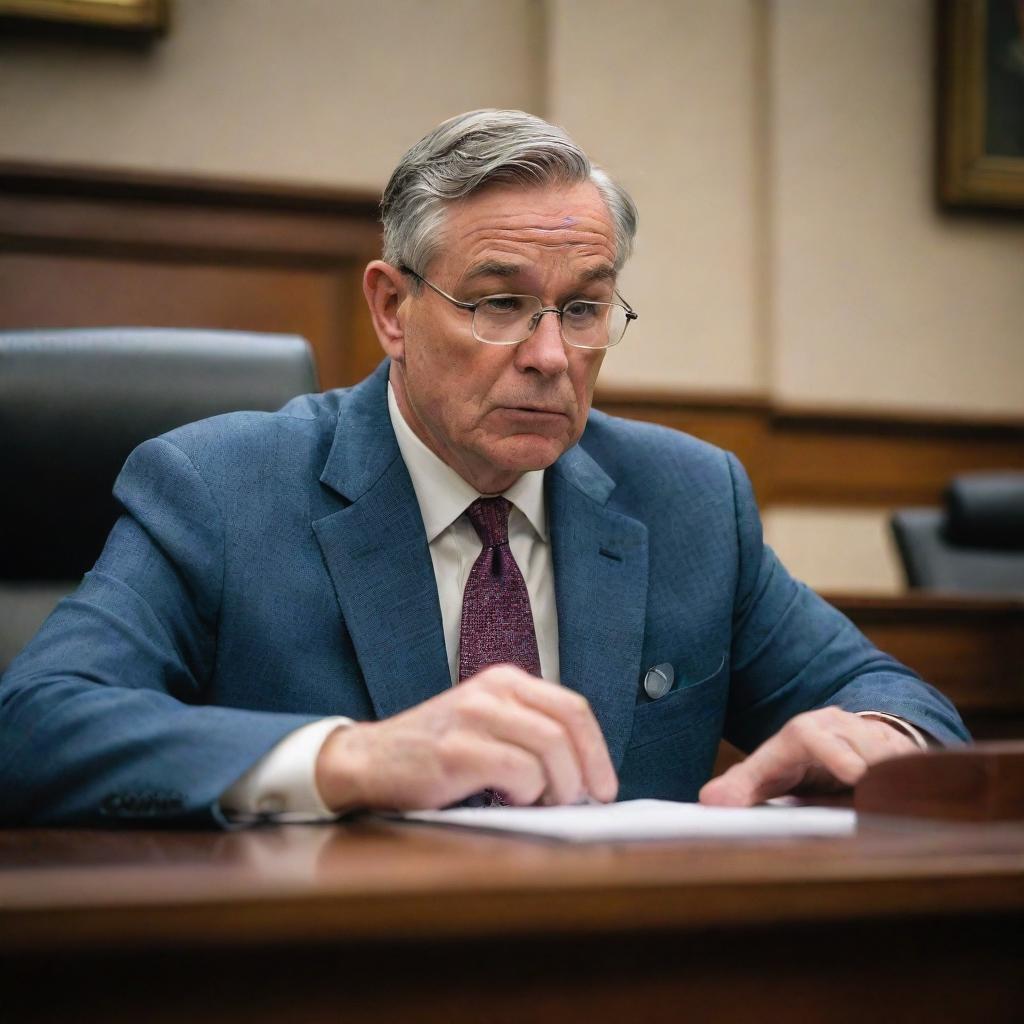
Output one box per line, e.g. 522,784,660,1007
855,711,930,751
220,716,353,823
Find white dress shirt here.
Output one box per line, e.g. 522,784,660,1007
386,383,559,686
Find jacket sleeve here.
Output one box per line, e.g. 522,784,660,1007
0,437,320,827
722,452,970,753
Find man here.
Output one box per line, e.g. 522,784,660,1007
0,110,967,826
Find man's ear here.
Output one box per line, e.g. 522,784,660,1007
362,261,408,363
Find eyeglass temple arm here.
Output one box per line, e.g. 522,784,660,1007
399,266,477,311
615,291,638,321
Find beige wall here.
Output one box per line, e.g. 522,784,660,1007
771,0,1024,418
2,0,1022,591
761,507,904,595
0,0,544,189
763,0,1022,589
546,0,764,392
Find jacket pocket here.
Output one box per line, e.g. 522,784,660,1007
626,654,728,751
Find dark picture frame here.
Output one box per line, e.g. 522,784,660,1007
939,0,1024,208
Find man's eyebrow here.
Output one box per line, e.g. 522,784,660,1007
579,265,617,285
464,260,523,281
464,261,618,286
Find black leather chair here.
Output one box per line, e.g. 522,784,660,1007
0,328,319,671
891,472,1024,595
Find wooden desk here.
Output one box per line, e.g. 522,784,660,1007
2,817,1022,1023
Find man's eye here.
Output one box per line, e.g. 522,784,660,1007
563,300,598,322
480,296,525,315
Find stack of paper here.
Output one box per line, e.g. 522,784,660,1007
397,799,855,842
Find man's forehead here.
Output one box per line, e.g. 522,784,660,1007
425,184,616,284
442,181,613,237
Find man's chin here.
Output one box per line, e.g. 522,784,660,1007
486,434,573,474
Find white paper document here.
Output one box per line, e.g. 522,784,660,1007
396,799,856,842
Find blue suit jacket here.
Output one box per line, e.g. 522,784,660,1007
0,361,968,825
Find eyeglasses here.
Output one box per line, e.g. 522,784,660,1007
400,267,637,350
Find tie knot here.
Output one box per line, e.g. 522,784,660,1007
465,496,511,548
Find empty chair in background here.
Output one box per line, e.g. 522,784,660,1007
891,472,1024,595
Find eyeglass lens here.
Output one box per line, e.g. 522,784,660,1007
473,296,627,349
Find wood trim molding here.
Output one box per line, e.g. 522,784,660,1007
594,388,1024,508
0,159,381,213
0,161,383,265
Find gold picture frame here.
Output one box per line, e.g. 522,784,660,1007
0,0,168,33
940,0,1024,208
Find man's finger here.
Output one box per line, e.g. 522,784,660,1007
699,712,867,806
436,731,549,807
318,668,619,812
452,686,585,805
499,671,618,802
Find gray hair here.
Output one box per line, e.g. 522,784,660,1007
381,109,638,276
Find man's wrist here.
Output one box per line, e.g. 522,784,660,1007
221,716,354,822
315,721,373,814
855,711,930,751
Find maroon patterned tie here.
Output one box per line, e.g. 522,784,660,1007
458,496,542,681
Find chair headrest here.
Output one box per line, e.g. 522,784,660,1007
0,328,319,580
945,473,1024,550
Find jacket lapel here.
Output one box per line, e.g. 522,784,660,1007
549,445,649,770
312,363,451,720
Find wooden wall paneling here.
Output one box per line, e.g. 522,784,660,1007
0,163,383,391
765,412,1024,507
0,194,380,262
595,390,1024,509
2,250,335,345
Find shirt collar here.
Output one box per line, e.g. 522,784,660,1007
387,382,548,543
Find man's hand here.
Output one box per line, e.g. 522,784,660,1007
315,665,618,814
698,707,920,807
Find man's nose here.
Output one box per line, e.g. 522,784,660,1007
515,309,569,375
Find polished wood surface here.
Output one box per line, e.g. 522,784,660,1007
855,742,1024,821
4,815,1024,946
2,817,1022,1023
